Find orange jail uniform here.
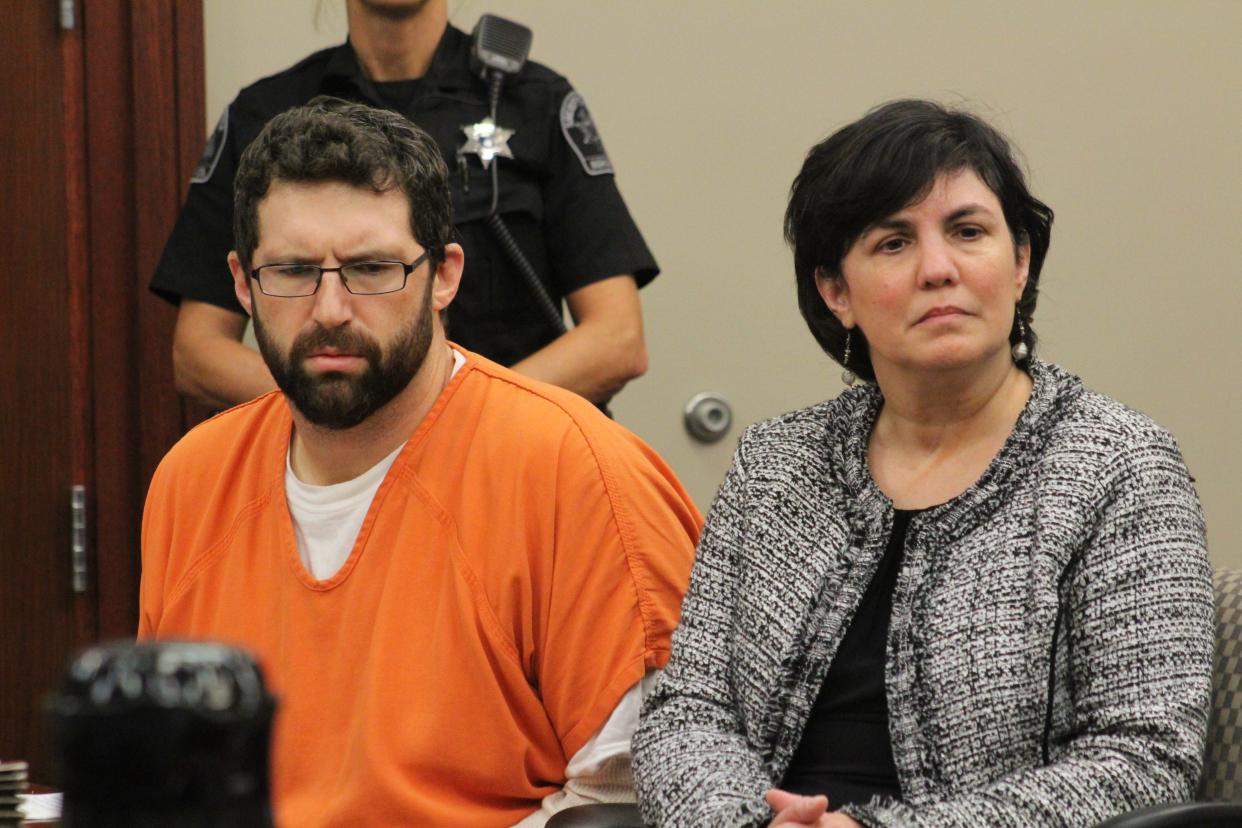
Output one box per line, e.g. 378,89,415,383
139,349,701,827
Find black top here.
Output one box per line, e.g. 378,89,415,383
151,25,658,368
780,509,919,808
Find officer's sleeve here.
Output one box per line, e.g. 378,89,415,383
149,106,246,314
541,82,659,295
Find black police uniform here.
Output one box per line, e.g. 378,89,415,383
152,24,658,368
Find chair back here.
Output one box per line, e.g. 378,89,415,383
1199,568,1242,801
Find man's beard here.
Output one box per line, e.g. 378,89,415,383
252,279,434,430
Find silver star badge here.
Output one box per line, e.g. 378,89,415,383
459,118,515,169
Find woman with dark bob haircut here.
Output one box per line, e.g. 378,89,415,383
633,100,1213,827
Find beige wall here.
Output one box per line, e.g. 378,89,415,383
203,1,1242,567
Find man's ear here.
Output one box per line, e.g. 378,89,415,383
431,243,464,312
814,267,854,329
228,251,254,317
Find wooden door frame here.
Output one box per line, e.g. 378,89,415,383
0,0,204,780
78,0,205,640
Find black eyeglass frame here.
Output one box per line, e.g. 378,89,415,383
249,250,437,297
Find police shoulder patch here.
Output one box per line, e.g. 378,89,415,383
190,108,229,184
559,90,613,176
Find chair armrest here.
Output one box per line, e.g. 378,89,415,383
1094,802,1242,828
546,803,642,828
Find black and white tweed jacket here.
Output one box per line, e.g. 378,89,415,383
633,360,1213,828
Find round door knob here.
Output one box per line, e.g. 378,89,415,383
684,392,733,443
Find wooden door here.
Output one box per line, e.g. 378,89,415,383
0,0,92,783
0,0,203,782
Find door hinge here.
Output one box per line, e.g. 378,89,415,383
71,484,88,593
58,0,75,31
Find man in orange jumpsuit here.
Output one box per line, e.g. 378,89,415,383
139,96,700,827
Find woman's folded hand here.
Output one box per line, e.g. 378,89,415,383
765,788,864,828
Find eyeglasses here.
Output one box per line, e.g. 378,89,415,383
250,251,434,297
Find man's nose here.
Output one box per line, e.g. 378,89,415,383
311,271,355,327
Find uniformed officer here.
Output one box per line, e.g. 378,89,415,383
153,0,656,409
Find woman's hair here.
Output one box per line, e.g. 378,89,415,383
784,99,1054,381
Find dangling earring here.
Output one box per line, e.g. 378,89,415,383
841,329,858,387
1011,308,1030,363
